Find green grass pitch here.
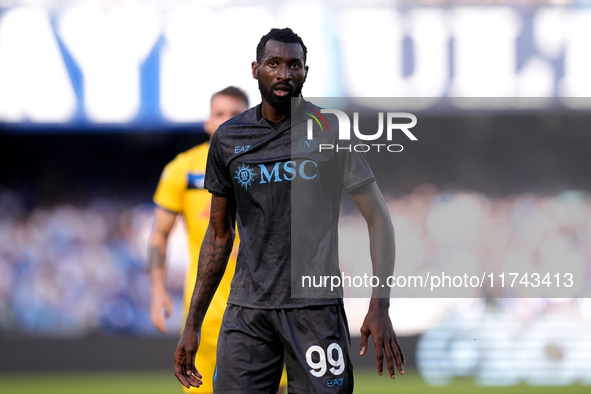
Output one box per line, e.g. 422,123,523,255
0,370,588,393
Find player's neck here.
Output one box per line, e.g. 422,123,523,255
260,96,302,124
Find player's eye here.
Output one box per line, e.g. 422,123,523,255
269,61,277,66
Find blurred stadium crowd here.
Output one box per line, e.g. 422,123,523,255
359,185,589,298
0,190,186,335
1,185,589,336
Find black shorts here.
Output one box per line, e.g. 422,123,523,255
213,304,354,394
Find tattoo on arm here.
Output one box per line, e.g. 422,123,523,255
187,195,236,328
149,246,166,271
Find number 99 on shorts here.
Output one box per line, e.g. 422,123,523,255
306,343,345,378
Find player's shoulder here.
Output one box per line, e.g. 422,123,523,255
303,98,322,112
165,142,208,170
300,99,339,127
184,142,210,157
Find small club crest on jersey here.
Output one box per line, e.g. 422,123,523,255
298,136,317,153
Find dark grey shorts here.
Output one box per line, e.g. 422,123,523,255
213,304,354,394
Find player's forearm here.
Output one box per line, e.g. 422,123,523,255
149,208,177,293
352,182,396,299
367,211,396,299
184,226,235,331
149,236,168,291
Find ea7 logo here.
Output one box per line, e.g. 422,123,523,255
307,110,417,141
327,378,344,387
235,145,251,153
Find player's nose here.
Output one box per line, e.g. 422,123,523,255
276,64,292,81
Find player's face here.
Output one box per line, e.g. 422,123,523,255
252,40,308,113
204,94,249,137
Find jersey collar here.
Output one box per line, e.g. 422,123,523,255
255,97,310,123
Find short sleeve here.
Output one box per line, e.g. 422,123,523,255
153,155,186,213
337,135,376,193
204,130,234,197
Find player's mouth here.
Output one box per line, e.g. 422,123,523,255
273,84,292,97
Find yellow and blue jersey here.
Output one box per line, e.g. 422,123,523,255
153,142,237,393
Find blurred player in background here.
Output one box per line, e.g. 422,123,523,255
148,87,250,394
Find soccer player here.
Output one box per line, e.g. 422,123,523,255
174,28,405,393
149,86,249,394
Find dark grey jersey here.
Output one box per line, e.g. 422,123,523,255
205,100,374,308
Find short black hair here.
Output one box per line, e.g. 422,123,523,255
256,28,307,64
212,86,249,107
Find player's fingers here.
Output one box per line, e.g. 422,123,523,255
390,338,404,375
182,350,202,387
359,327,369,356
184,348,196,376
393,337,406,369
186,372,202,387
374,338,384,375
175,372,190,388
152,314,167,333
384,340,396,379
164,296,173,318
158,317,168,333
190,367,203,386
184,364,202,387
194,367,203,379
174,356,190,388
150,302,168,333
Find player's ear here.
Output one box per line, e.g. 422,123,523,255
304,65,309,81
252,61,258,79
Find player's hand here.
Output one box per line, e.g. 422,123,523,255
174,327,203,388
360,298,405,379
150,288,173,333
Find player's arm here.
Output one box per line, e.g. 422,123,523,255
174,193,237,389
148,207,178,333
351,181,405,379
